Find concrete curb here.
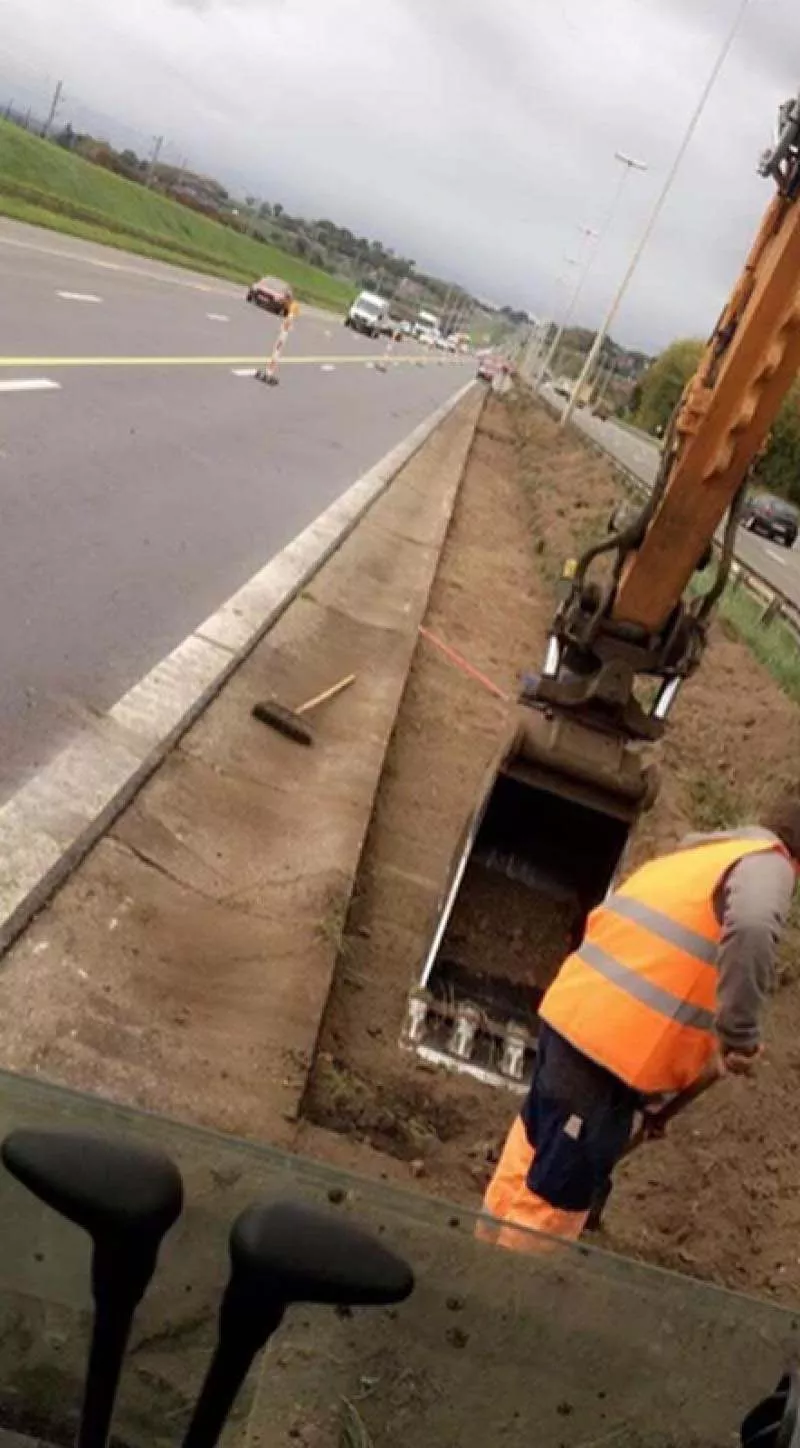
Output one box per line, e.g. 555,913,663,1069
0,379,476,955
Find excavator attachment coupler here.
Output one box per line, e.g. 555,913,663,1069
401,703,655,1090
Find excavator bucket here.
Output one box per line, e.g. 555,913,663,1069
401,702,655,1089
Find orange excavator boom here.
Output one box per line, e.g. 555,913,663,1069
532,91,800,745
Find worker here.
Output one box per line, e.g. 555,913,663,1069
478,796,800,1250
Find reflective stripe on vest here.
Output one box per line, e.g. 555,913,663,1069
602,895,719,967
578,941,716,1032
539,831,785,1093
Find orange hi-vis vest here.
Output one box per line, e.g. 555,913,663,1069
539,829,788,1095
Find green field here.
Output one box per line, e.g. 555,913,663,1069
0,120,352,311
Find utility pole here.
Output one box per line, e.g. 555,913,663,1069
562,0,752,429
42,79,63,138
145,134,164,188
595,362,616,409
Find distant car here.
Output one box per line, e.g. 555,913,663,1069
434,334,449,350
246,276,293,315
741,493,799,547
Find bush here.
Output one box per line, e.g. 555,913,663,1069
633,339,703,434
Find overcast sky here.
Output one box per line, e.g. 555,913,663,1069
0,0,797,351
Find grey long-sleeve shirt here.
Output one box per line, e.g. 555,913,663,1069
682,832,796,1053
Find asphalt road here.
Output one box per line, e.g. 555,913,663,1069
0,218,471,800
543,386,800,606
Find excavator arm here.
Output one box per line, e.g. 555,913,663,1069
532,91,800,748
404,91,800,1091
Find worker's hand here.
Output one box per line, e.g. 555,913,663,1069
722,1044,764,1076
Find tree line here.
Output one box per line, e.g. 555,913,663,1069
629,338,800,505
50,125,503,327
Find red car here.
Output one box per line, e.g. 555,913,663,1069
246,276,293,316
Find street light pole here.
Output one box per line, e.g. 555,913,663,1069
538,147,648,390
536,226,597,385
552,150,647,396
561,0,752,428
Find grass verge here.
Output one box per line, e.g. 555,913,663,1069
0,120,352,311
715,582,800,704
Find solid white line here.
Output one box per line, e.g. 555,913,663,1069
206,312,230,322
0,379,476,948
0,378,61,393
56,290,103,303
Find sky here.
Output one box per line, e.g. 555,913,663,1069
0,0,797,352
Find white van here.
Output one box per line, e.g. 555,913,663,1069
413,308,440,344
345,291,390,338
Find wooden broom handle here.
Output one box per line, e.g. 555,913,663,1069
297,674,357,715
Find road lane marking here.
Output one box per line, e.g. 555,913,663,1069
766,548,790,566
0,353,462,370
0,378,61,393
206,312,230,322
320,363,336,372
56,291,103,303
231,368,257,377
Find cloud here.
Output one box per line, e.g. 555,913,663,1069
0,0,796,351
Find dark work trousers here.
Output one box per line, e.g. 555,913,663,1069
521,1022,643,1212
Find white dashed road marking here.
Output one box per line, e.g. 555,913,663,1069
766,548,790,566
0,378,61,393
206,312,230,322
56,291,103,303
320,364,336,372
231,368,257,377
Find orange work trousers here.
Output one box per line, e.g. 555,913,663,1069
475,1115,588,1252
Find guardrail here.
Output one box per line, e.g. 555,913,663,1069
533,383,800,647
588,434,800,646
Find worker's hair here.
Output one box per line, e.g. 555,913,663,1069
762,793,800,861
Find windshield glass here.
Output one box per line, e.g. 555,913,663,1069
356,297,381,316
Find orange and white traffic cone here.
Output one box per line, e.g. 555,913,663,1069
375,325,397,374
256,301,300,386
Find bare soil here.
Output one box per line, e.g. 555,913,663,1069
300,391,800,1307
444,861,573,989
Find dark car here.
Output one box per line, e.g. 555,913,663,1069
246,276,293,316
741,492,799,547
